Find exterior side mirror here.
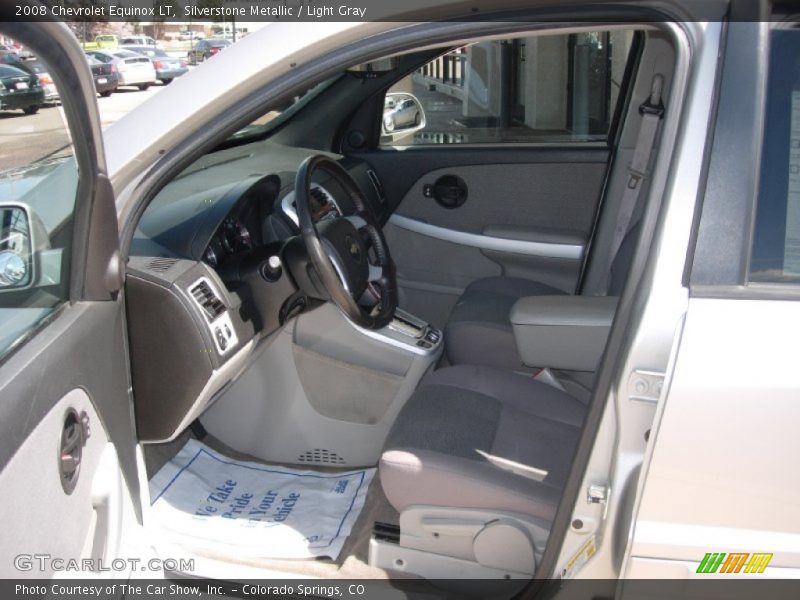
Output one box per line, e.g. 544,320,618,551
0,204,34,289
381,92,426,143
0,203,50,291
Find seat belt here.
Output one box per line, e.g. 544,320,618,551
600,74,665,294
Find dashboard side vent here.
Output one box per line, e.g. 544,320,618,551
146,256,178,273
189,280,225,321
366,169,386,204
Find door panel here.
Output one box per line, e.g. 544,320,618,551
0,20,139,577
354,28,638,325
383,224,502,326
0,388,132,577
362,147,609,325
392,161,606,235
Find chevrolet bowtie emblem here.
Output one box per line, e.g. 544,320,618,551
345,235,361,261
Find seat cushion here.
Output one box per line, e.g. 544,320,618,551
444,277,565,369
380,365,585,523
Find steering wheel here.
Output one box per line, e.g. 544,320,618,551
294,155,397,330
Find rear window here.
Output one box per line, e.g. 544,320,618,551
0,65,27,77
750,28,800,283
89,52,112,63
131,47,167,58
113,51,140,59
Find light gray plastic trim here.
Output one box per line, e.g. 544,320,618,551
510,295,619,327
510,296,619,372
389,214,585,259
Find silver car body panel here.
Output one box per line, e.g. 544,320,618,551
625,297,800,577
555,21,723,581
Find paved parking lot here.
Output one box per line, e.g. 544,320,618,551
0,80,168,173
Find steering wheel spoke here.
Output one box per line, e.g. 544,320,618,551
344,214,369,230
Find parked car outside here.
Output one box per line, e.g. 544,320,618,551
382,95,422,131
85,49,157,90
119,35,158,47
0,50,20,66
179,30,204,41
123,45,188,84
86,55,119,97
81,34,118,50
0,64,43,114
186,38,231,65
0,57,58,104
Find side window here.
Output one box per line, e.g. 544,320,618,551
0,50,78,359
380,29,636,146
750,28,800,284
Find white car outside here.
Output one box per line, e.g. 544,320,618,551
88,49,157,89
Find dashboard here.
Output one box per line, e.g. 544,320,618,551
203,183,342,268
125,143,387,442
132,145,384,272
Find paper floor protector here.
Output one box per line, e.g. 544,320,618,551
148,439,375,560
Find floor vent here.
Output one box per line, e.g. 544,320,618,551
297,448,346,465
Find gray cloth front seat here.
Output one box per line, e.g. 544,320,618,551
444,223,640,370
380,365,585,524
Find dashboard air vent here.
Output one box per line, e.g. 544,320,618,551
309,186,330,205
189,280,226,321
366,169,386,204
146,256,178,273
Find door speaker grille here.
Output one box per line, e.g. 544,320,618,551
297,448,345,465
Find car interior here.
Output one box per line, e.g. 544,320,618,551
126,23,677,582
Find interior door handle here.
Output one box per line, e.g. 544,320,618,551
424,175,468,209
59,409,91,494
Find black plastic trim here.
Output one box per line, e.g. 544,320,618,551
689,22,768,288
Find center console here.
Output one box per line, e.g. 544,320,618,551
200,302,443,468
356,308,442,355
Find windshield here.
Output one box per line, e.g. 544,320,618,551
230,75,340,140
